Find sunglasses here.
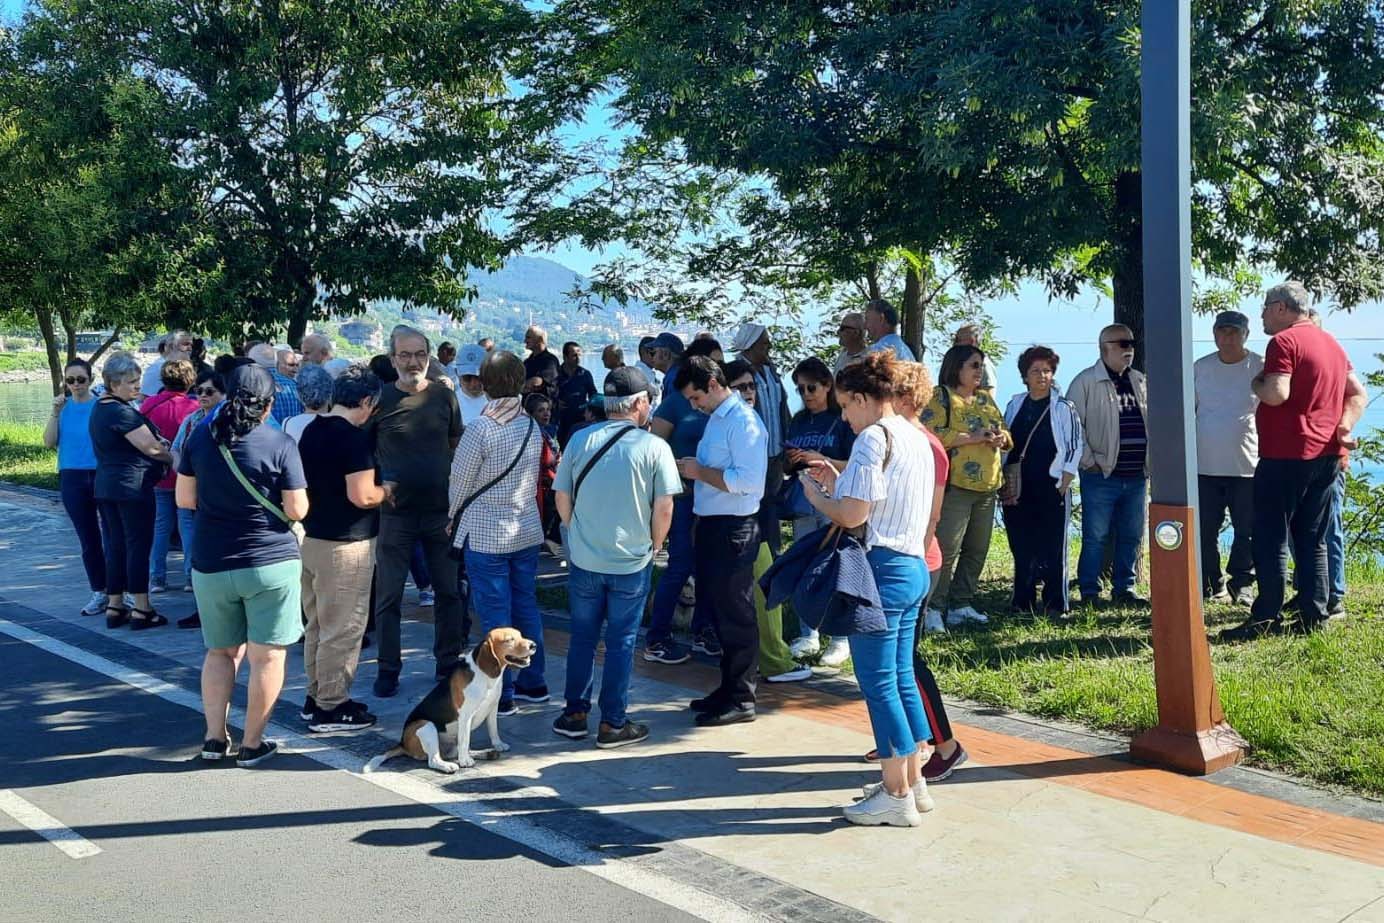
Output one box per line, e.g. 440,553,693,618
64,376,88,385
731,380,756,394
195,386,220,397
796,382,823,394
838,325,863,333
1103,339,1136,349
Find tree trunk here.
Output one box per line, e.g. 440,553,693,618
1111,170,1146,372
89,327,122,365
57,304,78,366
33,306,63,396
865,262,882,301
901,262,924,358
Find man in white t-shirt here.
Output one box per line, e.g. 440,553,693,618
453,343,490,425
1193,310,1263,605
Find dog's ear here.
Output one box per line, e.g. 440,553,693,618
475,637,503,679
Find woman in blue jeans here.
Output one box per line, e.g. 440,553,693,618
802,350,938,828
448,351,546,715
43,358,109,617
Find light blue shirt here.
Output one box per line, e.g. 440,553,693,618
750,362,785,454
555,421,683,575
693,393,767,517
56,397,98,470
870,333,916,362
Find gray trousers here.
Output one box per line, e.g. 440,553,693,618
374,507,464,677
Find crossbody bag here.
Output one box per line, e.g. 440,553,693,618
570,425,637,508
447,415,536,560
217,443,305,544
998,403,1051,507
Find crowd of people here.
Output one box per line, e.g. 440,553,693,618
41,278,1366,824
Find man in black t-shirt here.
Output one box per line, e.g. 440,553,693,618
523,325,561,401
368,326,464,698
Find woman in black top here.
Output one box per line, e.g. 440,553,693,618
1000,346,1082,615
89,352,173,629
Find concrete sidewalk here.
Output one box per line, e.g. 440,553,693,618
3,488,1383,921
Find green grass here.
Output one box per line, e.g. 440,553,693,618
0,351,52,375
0,421,57,490
924,538,1384,796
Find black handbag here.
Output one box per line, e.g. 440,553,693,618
447,415,535,560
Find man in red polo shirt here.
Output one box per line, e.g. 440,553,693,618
1220,281,1367,640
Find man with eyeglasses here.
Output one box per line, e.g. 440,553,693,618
367,325,465,697
834,312,869,372
1220,282,1367,640
1065,323,1150,607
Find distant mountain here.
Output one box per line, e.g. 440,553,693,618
471,255,655,324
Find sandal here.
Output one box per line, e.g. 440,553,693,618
863,748,880,763
130,607,169,630
105,605,130,630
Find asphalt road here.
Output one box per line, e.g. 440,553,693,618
0,635,698,923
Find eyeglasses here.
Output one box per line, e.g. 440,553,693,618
1263,300,1284,310
64,376,88,385
394,350,429,362
1103,339,1136,349
195,386,220,397
731,380,756,394
796,382,822,394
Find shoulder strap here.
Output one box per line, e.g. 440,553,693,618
939,385,951,429
451,415,536,533
874,422,893,470
572,425,637,507
217,443,291,524
1016,403,1052,462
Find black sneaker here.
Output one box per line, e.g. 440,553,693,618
596,721,650,749
373,672,399,698
236,741,279,767
201,737,234,761
1218,617,1281,643
695,703,756,727
1327,597,1346,619
691,631,722,657
1112,591,1150,606
553,712,589,739
643,638,690,665
514,685,550,703
497,699,518,717
309,702,377,733
300,695,317,721
177,611,202,630
689,694,726,714
1282,594,1301,613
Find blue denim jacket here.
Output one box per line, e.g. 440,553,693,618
760,525,885,636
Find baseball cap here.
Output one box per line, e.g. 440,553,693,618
650,332,685,356
456,343,487,377
1213,310,1249,332
603,366,655,398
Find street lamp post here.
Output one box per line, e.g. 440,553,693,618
1131,0,1246,774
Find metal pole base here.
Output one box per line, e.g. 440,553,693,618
1136,503,1247,775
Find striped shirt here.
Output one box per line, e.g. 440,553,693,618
751,362,786,454
835,416,934,558
1108,365,1147,478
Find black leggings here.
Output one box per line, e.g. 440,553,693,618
912,572,954,745
98,494,156,597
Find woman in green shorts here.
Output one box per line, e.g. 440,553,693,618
177,365,308,767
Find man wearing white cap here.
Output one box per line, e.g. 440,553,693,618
732,323,791,554
452,343,490,425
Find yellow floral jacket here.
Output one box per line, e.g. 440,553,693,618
920,386,1012,492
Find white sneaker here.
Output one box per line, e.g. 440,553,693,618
945,606,989,626
843,785,922,827
923,609,947,634
81,591,107,616
765,665,812,683
819,637,852,667
122,593,136,609
418,589,435,607
860,779,936,814
789,631,820,659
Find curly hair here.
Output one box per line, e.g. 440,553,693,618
1017,345,1060,378
834,349,897,400
211,365,274,446
891,361,934,417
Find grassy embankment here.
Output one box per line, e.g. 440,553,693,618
4,420,1380,795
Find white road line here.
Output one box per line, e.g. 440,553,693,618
0,618,761,923
0,789,102,859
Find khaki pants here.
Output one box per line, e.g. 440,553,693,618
301,536,376,709
932,486,997,611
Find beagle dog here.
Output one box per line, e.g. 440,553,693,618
365,627,536,774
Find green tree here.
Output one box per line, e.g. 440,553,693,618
25,0,580,346
557,0,1384,361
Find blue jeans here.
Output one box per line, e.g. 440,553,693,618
1328,470,1346,601
59,469,106,592
563,564,652,728
1077,471,1147,596
647,491,714,643
465,543,545,698
849,548,932,759
150,488,195,587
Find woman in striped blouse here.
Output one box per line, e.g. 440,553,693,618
800,350,938,828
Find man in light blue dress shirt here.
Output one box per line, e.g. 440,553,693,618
865,299,917,362
673,356,767,727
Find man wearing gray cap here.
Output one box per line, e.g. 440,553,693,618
552,366,681,748
1193,310,1263,606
